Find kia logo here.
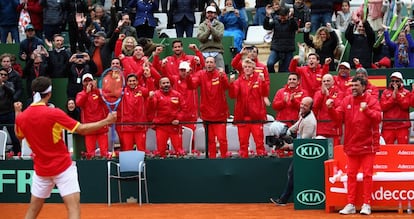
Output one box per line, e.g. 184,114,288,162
295,143,325,159
296,190,326,206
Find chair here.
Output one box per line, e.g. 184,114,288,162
107,150,149,206
145,128,157,152
194,126,206,152
226,124,240,153
243,26,269,45
159,28,177,38
154,13,168,31
182,126,193,153
194,11,202,27
0,130,7,160
21,139,33,159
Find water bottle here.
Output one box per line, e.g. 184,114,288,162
398,199,403,214
408,199,412,214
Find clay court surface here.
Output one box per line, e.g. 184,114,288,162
1,203,412,218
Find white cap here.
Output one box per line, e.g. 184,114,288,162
391,71,403,81
206,6,216,13
82,73,94,81
339,62,350,69
179,62,190,70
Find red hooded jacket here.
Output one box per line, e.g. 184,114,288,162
272,85,308,127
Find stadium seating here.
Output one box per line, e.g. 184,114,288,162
0,130,7,160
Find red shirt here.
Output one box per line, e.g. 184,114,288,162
76,88,108,134
149,89,185,132
187,69,229,121
171,75,199,122
231,53,270,87
153,52,205,77
288,58,329,96
229,72,268,121
117,85,149,132
272,85,308,127
313,86,344,136
380,86,411,130
15,103,79,176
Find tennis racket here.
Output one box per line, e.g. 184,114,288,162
99,67,125,154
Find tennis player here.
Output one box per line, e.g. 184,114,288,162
14,76,117,219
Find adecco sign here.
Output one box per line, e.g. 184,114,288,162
295,143,326,160
296,189,326,206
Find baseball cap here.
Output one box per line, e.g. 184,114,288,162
92,31,107,38
25,24,35,31
206,6,216,13
391,72,403,81
82,73,94,81
339,62,350,69
179,62,190,70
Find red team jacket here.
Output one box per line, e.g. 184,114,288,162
313,86,344,136
380,86,411,130
76,88,109,134
153,52,205,77
272,85,308,126
288,58,329,96
117,85,149,132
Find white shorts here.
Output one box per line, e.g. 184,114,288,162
31,162,80,199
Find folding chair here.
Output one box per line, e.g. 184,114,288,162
0,130,7,160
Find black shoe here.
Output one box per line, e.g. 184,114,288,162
270,197,287,206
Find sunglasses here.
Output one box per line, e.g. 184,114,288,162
390,80,401,82
0,73,8,76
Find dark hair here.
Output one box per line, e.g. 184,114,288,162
288,72,300,80
0,67,8,73
31,76,52,96
279,7,289,16
352,76,367,87
307,52,320,61
172,39,183,46
53,34,63,40
127,73,137,80
112,57,123,67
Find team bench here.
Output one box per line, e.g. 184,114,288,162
324,145,414,213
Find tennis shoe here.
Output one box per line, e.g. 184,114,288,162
360,203,371,215
270,197,287,206
339,203,356,214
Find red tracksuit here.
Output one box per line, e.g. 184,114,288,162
346,82,379,99
149,89,185,157
117,85,149,151
288,58,329,96
229,72,269,157
76,88,109,156
313,85,344,145
272,85,308,127
121,56,159,78
187,69,229,158
380,86,411,144
334,75,352,94
231,53,270,87
329,92,382,205
153,52,205,77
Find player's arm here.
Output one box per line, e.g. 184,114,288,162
75,112,117,135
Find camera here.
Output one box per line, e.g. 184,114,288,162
226,6,235,12
265,121,295,149
76,54,84,59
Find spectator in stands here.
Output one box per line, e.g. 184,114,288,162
288,53,330,97
304,22,338,71
152,40,204,77
0,0,20,43
17,0,44,40
0,54,23,102
270,96,316,206
373,29,393,65
40,0,68,42
327,76,381,215
66,98,81,121
199,0,221,23
170,0,197,37
313,74,344,145
219,0,248,53
309,0,334,33
335,0,351,33
19,24,45,63
89,4,112,35
271,72,308,127
186,57,230,158
67,52,97,98
23,50,49,100
233,0,248,23
383,24,414,68
345,20,375,69
352,0,383,32
117,73,149,151
127,0,159,38
110,3,138,40
46,34,71,78
292,0,310,30
253,0,272,25
148,77,186,157
229,58,269,157
86,0,105,12
76,73,110,157
334,61,352,93
114,35,138,57
197,6,225,70
264,7,298,73
380,72,411,144
0,67,21,155
10,54,23,78
66,0,88,53
78,28,119,76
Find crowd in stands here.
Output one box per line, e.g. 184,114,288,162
1,0,414,158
